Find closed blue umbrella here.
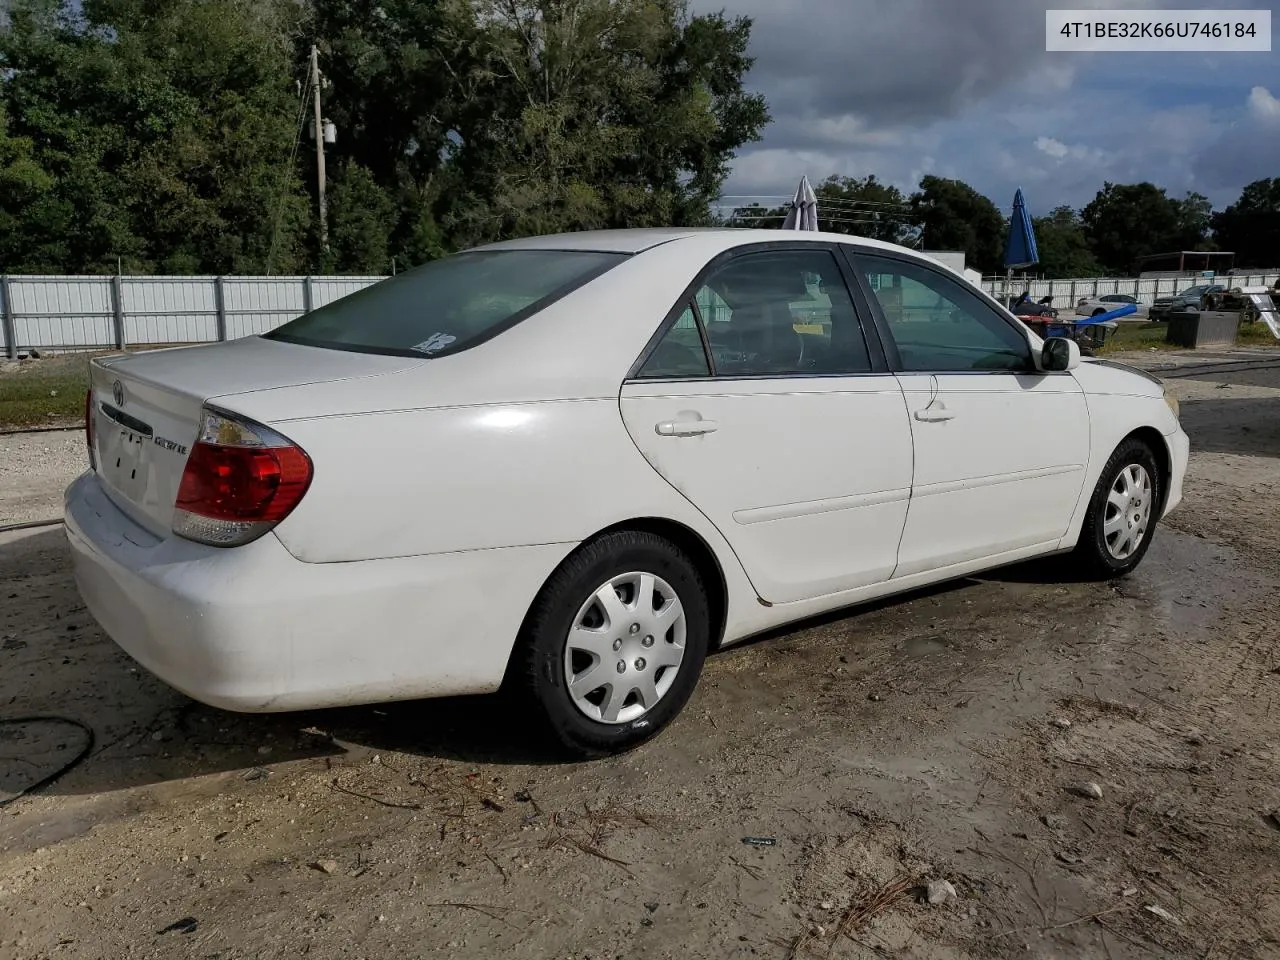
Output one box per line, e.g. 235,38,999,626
1004,188,1039,269
1003,188,1038,306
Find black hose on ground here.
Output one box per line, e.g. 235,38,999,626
0,518,64,535
0,716,96,809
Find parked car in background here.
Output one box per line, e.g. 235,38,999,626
1149,284,1226,321
1075,293,1149,320
65,228,1190,758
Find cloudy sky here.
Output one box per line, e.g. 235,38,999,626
699,0,1278,215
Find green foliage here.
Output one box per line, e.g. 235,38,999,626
324,161,396,272
1,0,767,274
1,0,310,274
1212,178,1280,269
1080,181,1199,274
811,175,913,243
0,0,1270,280
909,176,1005,274
1032,205,1103,279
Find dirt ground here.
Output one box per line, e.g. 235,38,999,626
2,349,1279,960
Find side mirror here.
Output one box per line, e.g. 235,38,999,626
1041,337,1081,372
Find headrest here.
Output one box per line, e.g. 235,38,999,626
715,259,809,307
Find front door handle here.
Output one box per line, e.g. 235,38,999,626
656,419,718,437
914,405,954,423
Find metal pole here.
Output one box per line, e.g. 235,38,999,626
303,276,314,314
311,45,328,252
0,276,16,360
110,274,126,350
214,277,228,342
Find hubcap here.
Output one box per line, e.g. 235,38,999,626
563,571,687,725
1103,463,1153,560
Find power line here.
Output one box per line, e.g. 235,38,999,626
266,69,314,275
719,195,914,212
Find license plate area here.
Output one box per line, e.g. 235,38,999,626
98,402,154,501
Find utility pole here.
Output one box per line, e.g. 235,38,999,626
310,44,328,252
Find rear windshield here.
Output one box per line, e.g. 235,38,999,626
266,249,628,357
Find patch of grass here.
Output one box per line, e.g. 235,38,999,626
1097,322,1179,354
0,353,92,429
1098,318,1279,355
1238,320,1279,346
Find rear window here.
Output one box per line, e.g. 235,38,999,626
266,249,628,357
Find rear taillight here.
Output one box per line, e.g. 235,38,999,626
173,407,313,547
84,389,95,469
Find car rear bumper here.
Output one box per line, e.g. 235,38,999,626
64,472,568,712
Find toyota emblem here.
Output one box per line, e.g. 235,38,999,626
112,380,125,407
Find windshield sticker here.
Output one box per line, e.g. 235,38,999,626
410,333,457,354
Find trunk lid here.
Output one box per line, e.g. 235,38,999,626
88,337,419,536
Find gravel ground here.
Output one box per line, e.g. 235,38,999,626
1,350,1279,960
0,431,85,526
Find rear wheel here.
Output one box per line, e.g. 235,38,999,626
1073,439,1162,578
510,531,710,758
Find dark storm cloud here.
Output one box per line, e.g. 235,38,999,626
700,0,1265,212
706,0,1099,130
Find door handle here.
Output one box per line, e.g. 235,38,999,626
914,405,954,423
656,419,718,437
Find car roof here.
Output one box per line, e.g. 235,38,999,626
474,227,922,258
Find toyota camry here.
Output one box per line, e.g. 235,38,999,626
65,228,1190,756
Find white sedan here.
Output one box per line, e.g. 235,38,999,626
66,229,1189,756
1074,293,1149,319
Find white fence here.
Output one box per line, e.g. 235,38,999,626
979,273,1280,306
6,270,1280,357
0,274,386,357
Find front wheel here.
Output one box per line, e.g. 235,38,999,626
1073,439,1162,578
509,531,711,758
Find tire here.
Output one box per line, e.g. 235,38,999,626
1073,438,1162,579
509,530,711,758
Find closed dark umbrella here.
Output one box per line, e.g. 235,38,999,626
781,176,819,231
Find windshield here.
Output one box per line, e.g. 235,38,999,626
266,249,628,357
1177,285,1210,297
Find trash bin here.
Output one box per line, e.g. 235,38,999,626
1165,308,1240,349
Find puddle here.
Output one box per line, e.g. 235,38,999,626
897,635,948,658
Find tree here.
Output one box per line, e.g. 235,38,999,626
434,0,769,249
1172,191,1212,251
307,0,768,261
811,175,915,244
1032,205,1103,278
1212,179,1280,268
2,0,770,274
324,161,396,273
1,0,310,273
908,176,1005,274
1080,182,1184,274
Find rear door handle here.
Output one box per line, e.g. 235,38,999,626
656,420,718,436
